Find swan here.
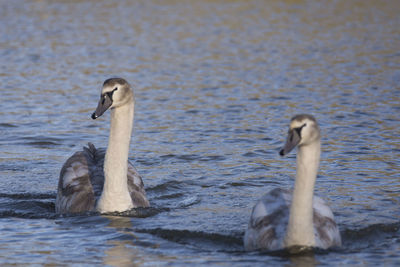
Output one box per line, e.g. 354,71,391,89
244,114,341,251
55,78,150,214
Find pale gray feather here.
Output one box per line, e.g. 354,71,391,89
55,143,149,214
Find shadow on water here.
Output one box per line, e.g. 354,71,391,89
341,222,400,252
135,227,243,253
0,190,398,260
0,177,199,218
0,192,56,219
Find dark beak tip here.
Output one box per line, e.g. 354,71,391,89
91,113,97,120
279,149,285,156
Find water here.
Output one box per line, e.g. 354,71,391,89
1,0,399,265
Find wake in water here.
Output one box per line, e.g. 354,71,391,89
0,192,56,219
0,179,198,219
0,185,398,257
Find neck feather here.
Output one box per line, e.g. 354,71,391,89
97,100,134,212
284,140,321,247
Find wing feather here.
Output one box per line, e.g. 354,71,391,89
313,196,342,248
56,143,149,213
55,150,96,213
244,188,290,251
127,162,150,207
244,189,341,251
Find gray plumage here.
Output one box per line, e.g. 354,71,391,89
56,78,150,214
56,143,149,213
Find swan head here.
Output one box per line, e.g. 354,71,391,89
91,78,134,119
279,114,320,156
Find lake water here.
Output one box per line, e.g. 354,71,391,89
0,0,399,265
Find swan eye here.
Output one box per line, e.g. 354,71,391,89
294,123,307,137
100,88,118,104
106,88,118,100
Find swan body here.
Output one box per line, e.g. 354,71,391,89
244,114,341,251
56,78,150,214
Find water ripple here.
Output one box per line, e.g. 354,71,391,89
0,0,399,265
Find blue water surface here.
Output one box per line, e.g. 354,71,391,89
0,0,399,265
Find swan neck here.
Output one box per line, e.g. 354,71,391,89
108,102,134,163
97,99,134,212
285,140,321,247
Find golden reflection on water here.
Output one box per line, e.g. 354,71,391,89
1,0,399,265
103,216,141,266
103,216,177,266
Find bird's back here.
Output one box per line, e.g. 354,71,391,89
244,188,291,251
55,143,149,214
55,144,100,213
244,188,341,251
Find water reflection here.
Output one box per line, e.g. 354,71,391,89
0,0,399,265
287,254,318,267
103,216,141,267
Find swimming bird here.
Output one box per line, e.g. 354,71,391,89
55,78,150,214
244,114,341,251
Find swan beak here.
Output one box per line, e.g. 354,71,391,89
91,94,113,119
279,129,301,156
